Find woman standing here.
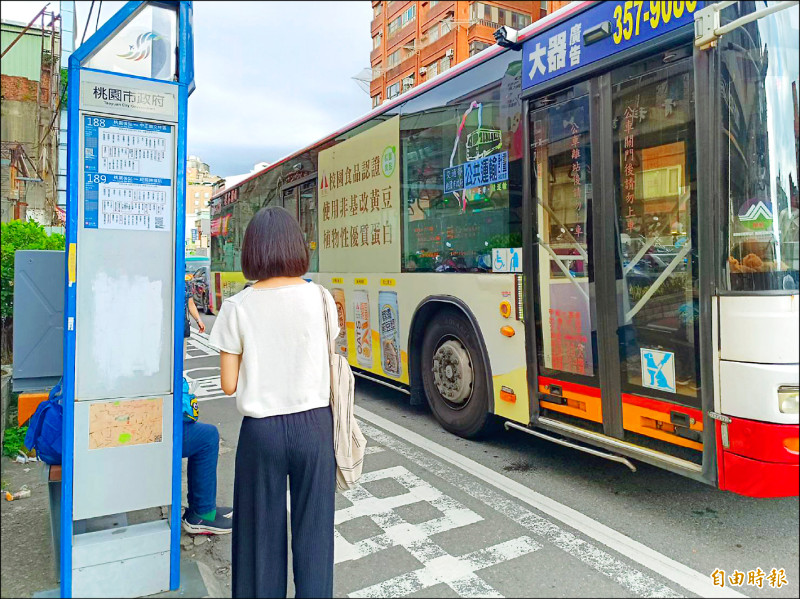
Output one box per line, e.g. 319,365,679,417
209,206,338,598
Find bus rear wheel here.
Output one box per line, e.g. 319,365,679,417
420,308,495,439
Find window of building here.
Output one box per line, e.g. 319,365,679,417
402,73,415,92
373,32,382,49
194,192,200,198
387,81,401,99
469,40,491,56
372,63,382,80
430,0,440,8
441,54,451,71
427,60,438,78
374,3,383,17
204,193,210,198
388,4,416,35
400,51,524,273
372,93,382,108
387,49,401,68
425,17,452,45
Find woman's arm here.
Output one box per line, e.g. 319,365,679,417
219,350,241,395
187,297,205,332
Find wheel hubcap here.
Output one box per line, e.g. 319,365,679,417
432,339,473,404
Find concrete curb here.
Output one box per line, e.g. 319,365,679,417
196,561,224,598
1,371,12,444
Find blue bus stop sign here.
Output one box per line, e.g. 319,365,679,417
62,2,194,596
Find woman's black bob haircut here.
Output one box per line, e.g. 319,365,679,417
241,206,309,281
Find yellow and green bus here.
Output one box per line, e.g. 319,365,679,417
209,1,799,497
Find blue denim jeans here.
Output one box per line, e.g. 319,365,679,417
182,420,219,516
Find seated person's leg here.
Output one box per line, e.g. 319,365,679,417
182,420,231,534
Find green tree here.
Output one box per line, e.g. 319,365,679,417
1,220,65,362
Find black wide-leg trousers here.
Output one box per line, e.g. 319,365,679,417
232,407,336,598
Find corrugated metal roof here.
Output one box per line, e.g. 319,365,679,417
1,21,49,81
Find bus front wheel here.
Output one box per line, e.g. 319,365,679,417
421,308,495,439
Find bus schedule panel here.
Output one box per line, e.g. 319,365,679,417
522,0,703,90
83,116,173,232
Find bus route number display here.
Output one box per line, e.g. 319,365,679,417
522,1,703,90
83,116,174,231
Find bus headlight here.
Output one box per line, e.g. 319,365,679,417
778,386,799,414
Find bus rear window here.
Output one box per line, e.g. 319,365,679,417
721,2,799,291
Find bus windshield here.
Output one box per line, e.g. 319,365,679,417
721,1,800,291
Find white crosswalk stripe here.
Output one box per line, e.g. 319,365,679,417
186,331,218,357
186,375,227,401
186,337,218,357
336,465,540,598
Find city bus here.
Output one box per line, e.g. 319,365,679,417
209,0,799,497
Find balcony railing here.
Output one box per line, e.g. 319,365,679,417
371,15,383,34
370,74,384,97
387,16,416,44
419,29,455,64
422,1,454,27
385,53,416,83
473,17,500,29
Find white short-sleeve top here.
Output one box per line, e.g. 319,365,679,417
208,282,339,418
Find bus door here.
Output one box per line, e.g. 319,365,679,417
281,180,319,271
527,46,705,469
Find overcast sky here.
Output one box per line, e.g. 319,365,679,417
1,1,373,177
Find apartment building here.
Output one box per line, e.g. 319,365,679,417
1,16,61,224
369,1,570,107
185,156,220,255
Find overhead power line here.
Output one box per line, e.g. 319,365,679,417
80,0,95,45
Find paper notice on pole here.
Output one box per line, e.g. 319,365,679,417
88,397,163,449
83,116,174,231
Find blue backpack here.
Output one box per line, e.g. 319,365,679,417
182,377,198,422
24,380,63,465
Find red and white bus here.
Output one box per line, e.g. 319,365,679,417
209,1,799,497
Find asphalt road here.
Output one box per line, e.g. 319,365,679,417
183,318,799,598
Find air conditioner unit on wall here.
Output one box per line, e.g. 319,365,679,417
445,48,454,58
419,67,427,75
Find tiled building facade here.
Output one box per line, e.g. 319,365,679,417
369,1,571,107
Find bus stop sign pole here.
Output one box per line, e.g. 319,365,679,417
62,2,194,596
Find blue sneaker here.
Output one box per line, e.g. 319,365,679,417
182,509,232,535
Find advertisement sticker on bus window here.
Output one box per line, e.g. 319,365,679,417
640,348,676,393
442,101,510,212
736,198,773,233
318,116,401,273
522,1,704,90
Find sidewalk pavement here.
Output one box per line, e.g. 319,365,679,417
0,431,229,598
0,337,232,598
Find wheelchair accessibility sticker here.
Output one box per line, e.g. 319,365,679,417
640,349,676,393
492,248,522,273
